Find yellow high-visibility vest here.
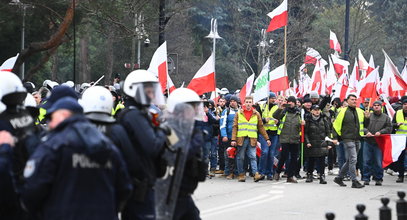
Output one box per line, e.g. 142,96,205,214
237,111,258,138
261,104,279,131
111,103,125,116
395,110,407,134
333,107,364,136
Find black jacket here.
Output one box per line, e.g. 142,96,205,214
304,115,331,157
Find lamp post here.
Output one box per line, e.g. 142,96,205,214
205,18,222,96
130,12,149,70
9,0,33,79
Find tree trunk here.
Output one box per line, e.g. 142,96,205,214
105,30,114,85
51,49,59,81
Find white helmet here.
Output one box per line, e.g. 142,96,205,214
80,83,91,92
79,86,114,122
167,88,203,121
24,93,37,108
0,89,4,113
0,71,27,106
123,69,165,106
220,87,229,95
62,80,75,88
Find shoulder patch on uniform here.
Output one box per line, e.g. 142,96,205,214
24,160,36,178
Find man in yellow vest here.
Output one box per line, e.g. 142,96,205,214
231,96,270,182
332,94,370,188
258,92,279,180
391,98,407,183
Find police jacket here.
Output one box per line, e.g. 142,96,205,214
118,99,167,186
22,115,132,220
0,144,24,219
179,122,207,196
220,107,238,138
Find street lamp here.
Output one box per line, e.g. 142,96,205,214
9,0,34,79
130,12,149,70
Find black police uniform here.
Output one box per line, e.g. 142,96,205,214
22,115,133,220
0,106,39,219
118,99,167,220
173,122,207,220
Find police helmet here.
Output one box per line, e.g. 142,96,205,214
0,71,27,106
79,86,115,123
123,69,165,106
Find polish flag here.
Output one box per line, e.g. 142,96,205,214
381,94,396,120
401,63,407,84
358,66,379,100
375,134,407,168
269,64,289,92
293,79,299,96
310,60,325,95
304,47,322,65
167,74,176,94
347,58,360,95
266,0,288,32
332,73,349,100
358,49,369,71
239,73,255,104
382,50,407,96
326,58,338,94
147,42,168,93
365,55,375,79
187,54,215,95
331,54,350,76
0,53,19,72
329,30,342,53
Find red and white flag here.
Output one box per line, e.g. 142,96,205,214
347,58,360,95
266,0,288,32
187,54,215,95
358,49,369,71
331,54,350,76
310,60,326,95
375,134,407,168
269,64,289,92
357,66,379,100
401,63,407,84
147,42,168,93
326,58,338,94
382,50,407,97
0,53,19,72
304,47,322,65
363,55,376,79
381,94,396,120
329,30,342,53
239,73,255,103
167,74,176,94
332,73,349,100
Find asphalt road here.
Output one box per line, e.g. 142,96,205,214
193,169,406,220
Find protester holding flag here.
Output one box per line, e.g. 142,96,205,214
333,94,370,188
361,100,392,186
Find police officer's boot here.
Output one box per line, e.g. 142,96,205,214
306,173,313,183
319,174,327,184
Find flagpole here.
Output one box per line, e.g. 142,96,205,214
284,25,287,66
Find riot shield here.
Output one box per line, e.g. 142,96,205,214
155,103,196,220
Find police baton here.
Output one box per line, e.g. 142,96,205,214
92,75,105,87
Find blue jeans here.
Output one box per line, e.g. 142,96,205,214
209,137,218,169
236,138,257,174
362,141,383,181
336,142,347,169
259,134,279,177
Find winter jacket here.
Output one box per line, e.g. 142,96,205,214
304,115,331,157
273,107,302,144
364,112,392,145
333,107,370,142
220,107,239,138
22,115,132,220
231,109,269,146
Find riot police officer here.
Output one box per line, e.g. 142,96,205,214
118,69,167,220
22,97,132,220
79,86,145,190
0,71,38,219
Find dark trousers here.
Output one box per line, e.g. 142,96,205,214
122,187,155,220
276,143,299,178
396,150,405,178
218,139,226,171
307,156,325,175
327,147,336,170
173,195,201,220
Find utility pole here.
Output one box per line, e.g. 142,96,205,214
344,0,350,60
158,0,165,45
